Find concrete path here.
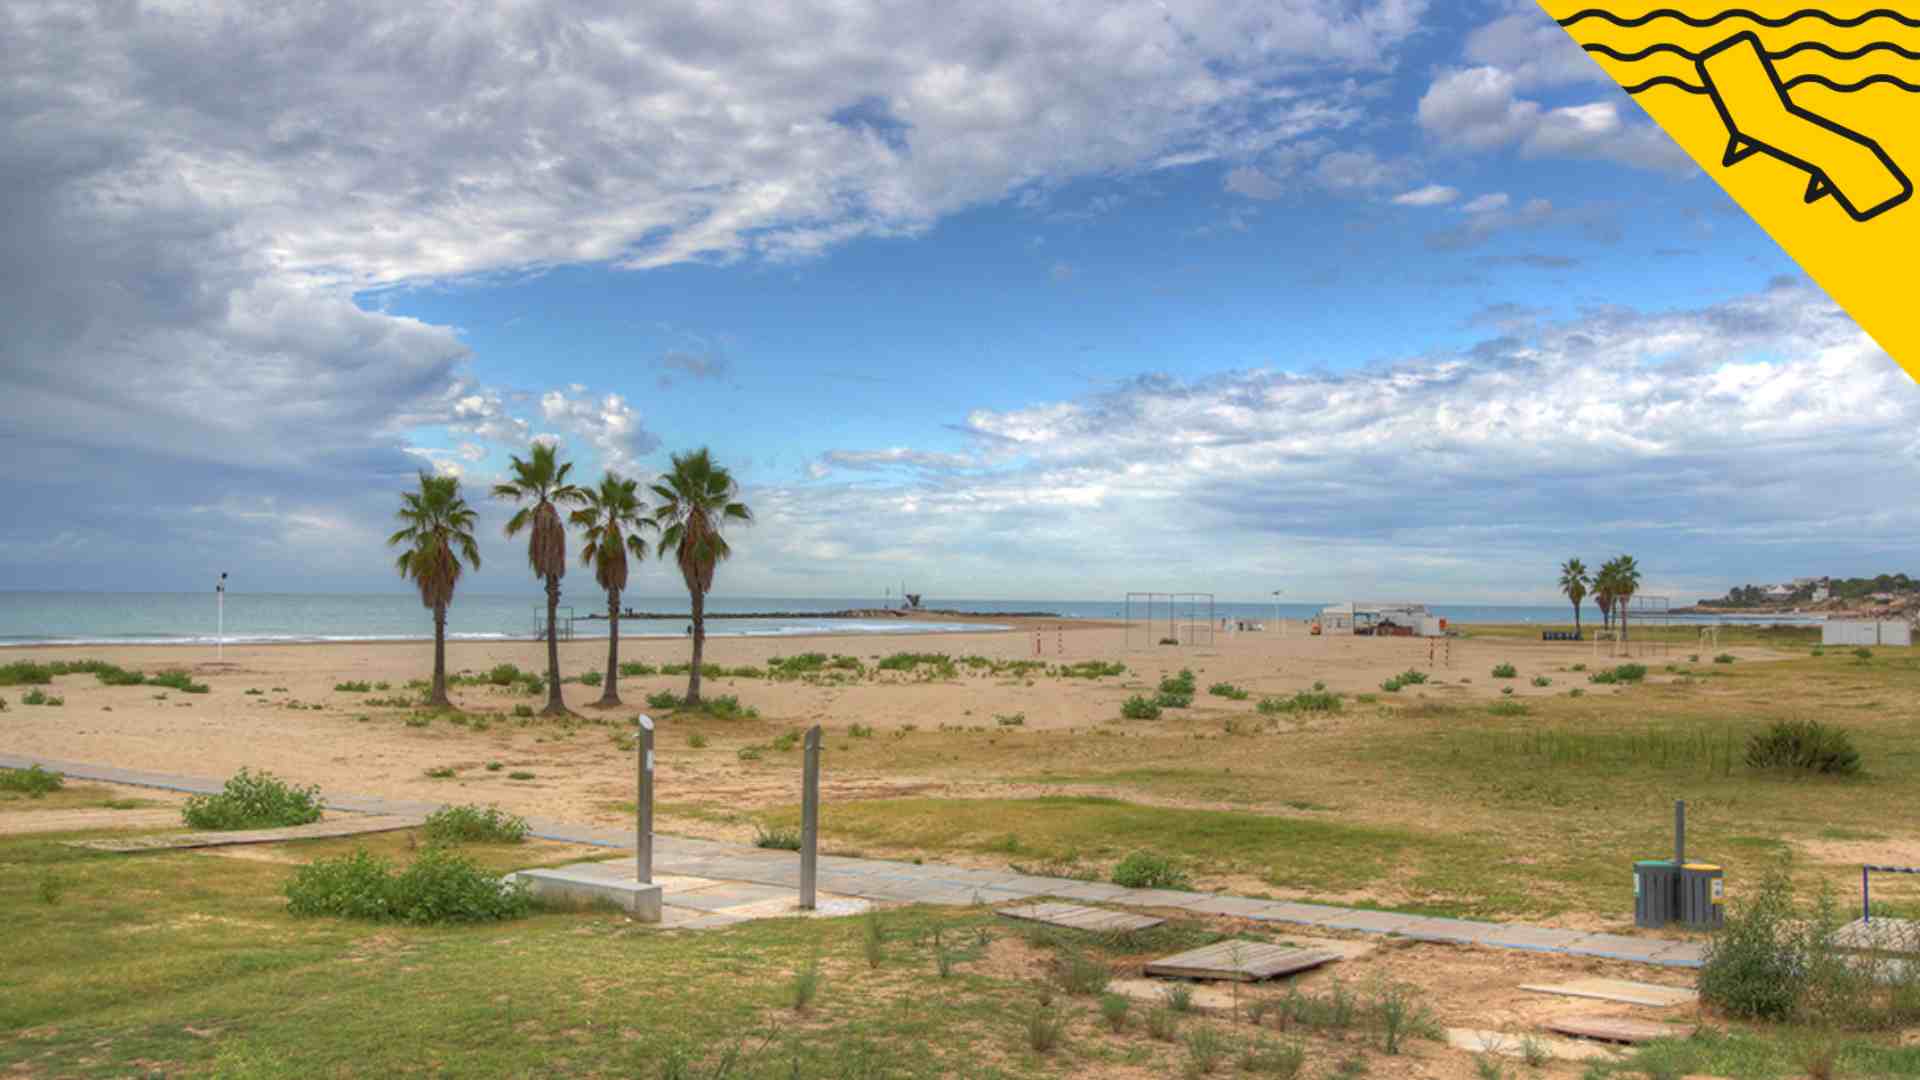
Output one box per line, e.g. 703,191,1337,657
0,751,1708,969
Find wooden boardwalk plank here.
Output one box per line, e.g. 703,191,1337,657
67,814,423,852
1545,1016,1685,1045
1145,941,1341,982
996,902,1163,933
1519,978,1697,1008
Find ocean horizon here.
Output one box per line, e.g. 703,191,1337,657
0,590,1822,648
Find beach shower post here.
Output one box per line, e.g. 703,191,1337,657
637,714,655,885
800,724,821,911
215,572,227,661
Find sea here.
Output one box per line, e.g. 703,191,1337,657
0,591,1824,649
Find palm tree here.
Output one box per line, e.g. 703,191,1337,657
571,472,654,707
651,448,753,706
387,471,482,708
1594,565,1616,632
493,441,585,717
1609,555,1643,641
1559,558,1590,635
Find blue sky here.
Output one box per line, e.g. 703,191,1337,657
2,0,1914,605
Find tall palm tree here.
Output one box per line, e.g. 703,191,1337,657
651,448,753,706
571,472,654,707
1559,558,1590,635
387,471,482,708
493,441,585,717
1609,555,1643,641
1594,564,1616,631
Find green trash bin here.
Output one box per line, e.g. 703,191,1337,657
1680,863,1725,929
1635,860,1678,928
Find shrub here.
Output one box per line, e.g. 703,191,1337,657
1379,678,1403,693
1061,660,1127,679
994,712,1026,727
1698,865,1810,1021
579,670,603,687
1099,991,1131,1032
1112,851,1191,890
1158,637,1179,646
1208,682,1250,700
737,745,764,761
1715,653,1736,664
1486,701,1529,717
1238,1039,1305,1077
1154,689,1193,709
149,670,210,694
0,662,56,686
699,694,757,719
1160,669,1197,695
485,761,503,771
1147,1006,1180,1041
1025,1002,1068,1054
1162,984,1195,1013
645,690,681,710
182,768,323,830
1056,949,1111,995
0,764,65,796
1395,670,1429,686
21,688,48,706
1491,663,1517,679
770,730,801,752
618,660,657,677
1531,676,1552,688
1811,648,1825,657
686,732,709,749
286,847,531,924
1568,688,1584,698
1120,695,1162,721
789,958,821,1011
507,770,535,781
423,765,456,779
511,704,534,718
1745,720,1861,776
1185,1025,1230,1074
424,804,529,844
755,824,802,850
1569,663,1586,672
1853,647,1873,660
334,680,372,693
1258,691,1341,715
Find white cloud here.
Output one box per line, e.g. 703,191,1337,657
1224,166,1287,200
537,389,660,476
1464,12,1609,90
1459,192,1511,214
1393,184,1460,207
1417,66,1690,172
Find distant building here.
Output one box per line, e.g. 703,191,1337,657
1811,583,1831,602
1764,584,1794,600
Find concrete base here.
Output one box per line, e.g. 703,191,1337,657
511,866,663,921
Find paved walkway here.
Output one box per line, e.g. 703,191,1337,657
0,751,1707,969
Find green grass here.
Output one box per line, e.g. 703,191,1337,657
0,831,1107,1079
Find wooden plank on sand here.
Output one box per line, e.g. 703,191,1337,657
1145,941,1342,982
996,902,1163,933
1544,1016,1685,1045
67,814,423,852
1519,978,1697,1008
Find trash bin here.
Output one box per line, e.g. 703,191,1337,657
1635,860,1678,928
1680,863,1725,929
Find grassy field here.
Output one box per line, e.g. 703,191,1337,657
722,635,1920,922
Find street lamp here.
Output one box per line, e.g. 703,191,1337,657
1271,590,1283,636
216,572,228,661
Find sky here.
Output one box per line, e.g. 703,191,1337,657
2,0,1914,606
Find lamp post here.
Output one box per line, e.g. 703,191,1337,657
1271,590,1282,637
216,572,227,661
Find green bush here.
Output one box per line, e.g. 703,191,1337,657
1698,866,1836,1022
1060,660,1126,679
849,722,874,738
578,670,602,687
1120,695,1162,721
0,662,56,686
1257,691,1342,714
698,694,757,719
770,730,801,752
645,690,681,710
994,712,1026,727
507,771,535,781
1112,851,1192,890
333,680,372,693
423,804,530,845
1394,670,1429,685
511,704,534,718
1531,676,1552,688
182,768,324,830
1745,720,1861,776
686,732,709,749
1159,669,1197,695
484,663,526,686
1379,678,1403,693
1208,682,1250,700
1490,663,1517,679
285,847,531,924
21,689,49,706
1715,653,1736,664
617,660,657,677
754,824,802,850
0,764,65,796
1154,689,1193,709
149,670,210,694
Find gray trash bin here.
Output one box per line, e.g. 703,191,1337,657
1680,863,1725,929
1635,860,1678,928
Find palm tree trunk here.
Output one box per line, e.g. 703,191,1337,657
429,603,450,708
1572,600,1582,635
687,589,706,705
598,589,622,707
543,576,566,716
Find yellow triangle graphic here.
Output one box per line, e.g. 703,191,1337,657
1538,1,1920,377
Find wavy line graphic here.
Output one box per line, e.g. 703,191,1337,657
1623,73,1920,94
1559,8,1920,30
1587,42,1920,63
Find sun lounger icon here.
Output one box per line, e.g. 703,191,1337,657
1697,31,1912,222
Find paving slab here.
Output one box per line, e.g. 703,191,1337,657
68,814,422,852
1239,901,1348,927
1183,894,1292,918
1392,916,1506,945
1480,925,1590,954
1446,1029,1622,1063
1313,908,1424,933
996,902,1164,933
1108,887,1212,908
663,881,798,913
1520,978,1697,1008
1562,933,1687,964
1033,880,1134,902
1546,1015,1689,1045
1145,941,1341,982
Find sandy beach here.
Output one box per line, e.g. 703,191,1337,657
0,620,1788,838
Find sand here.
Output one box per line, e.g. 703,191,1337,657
0,620,1786,834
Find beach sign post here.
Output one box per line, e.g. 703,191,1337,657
800,724,821,911
215,572,227,661
636,714,655,885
